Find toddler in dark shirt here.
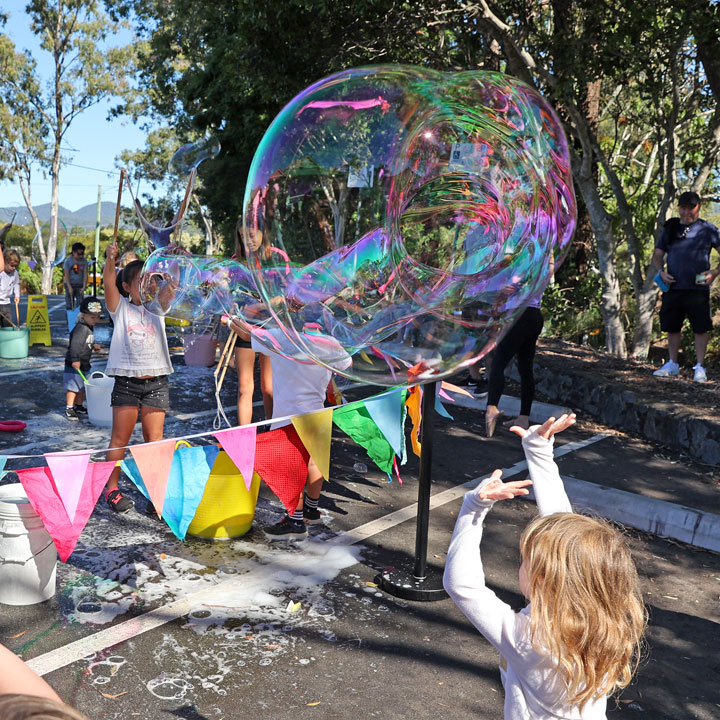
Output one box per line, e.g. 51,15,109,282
63,297,102,420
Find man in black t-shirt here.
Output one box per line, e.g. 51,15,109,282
652,191,720,382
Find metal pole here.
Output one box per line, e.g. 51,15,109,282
93,185,102,297
378,381,447,601
412,380,436,580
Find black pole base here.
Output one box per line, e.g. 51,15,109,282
377,566,448,602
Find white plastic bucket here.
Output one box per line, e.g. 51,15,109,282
0,484,57,605
85,371,114,428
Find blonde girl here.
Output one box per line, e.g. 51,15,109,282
444,414,646,719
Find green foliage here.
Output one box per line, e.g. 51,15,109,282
542,272,604,345
108,0,720,361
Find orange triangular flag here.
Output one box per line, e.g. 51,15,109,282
405,387,422,458
291,407,333,483
129,440,176,516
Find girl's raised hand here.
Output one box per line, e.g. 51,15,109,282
510,413,576,440
475,468,532,502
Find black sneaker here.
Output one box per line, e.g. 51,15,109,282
65,407,80,421
264,516,308,541
74,405,88,415
303,506,323,525
106,489,135,514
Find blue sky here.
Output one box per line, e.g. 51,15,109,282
0,2,152,213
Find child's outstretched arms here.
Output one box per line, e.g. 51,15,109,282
510,413,576,517
443,470,532,653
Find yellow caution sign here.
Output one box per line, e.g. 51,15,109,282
27,295,52,347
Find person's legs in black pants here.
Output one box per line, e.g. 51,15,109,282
485,308,543,436
485,311,528,436
514,308,544,427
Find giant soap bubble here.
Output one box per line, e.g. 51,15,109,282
142,67,575,386
240,66,575,385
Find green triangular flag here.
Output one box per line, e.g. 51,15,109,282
334,391,407,475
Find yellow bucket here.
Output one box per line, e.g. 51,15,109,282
187,450,260,539
165,317,191,327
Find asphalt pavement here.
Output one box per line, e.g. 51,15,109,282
0,304,718,719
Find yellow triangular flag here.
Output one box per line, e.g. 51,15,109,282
291,407,334,483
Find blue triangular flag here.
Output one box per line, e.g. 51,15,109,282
435,385,454,420
0,455,7,481
122,445,219,540
364,390,403,456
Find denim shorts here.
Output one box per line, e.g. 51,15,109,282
111,375,170,410
63,371,85,393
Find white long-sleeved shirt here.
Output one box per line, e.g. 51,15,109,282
443,430,607,719
0,269,20,304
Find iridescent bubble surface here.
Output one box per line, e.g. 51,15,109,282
241,66,575,385
168,136,221,175
143,67,575,386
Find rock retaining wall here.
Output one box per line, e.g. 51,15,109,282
512,364,720,466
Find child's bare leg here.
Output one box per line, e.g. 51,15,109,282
140,406,166,442
235,347,255,425
66,390,78,408
105,405,139,511
74,389,85,406
305,459,323,502
259,353,273,420
301,459,325,525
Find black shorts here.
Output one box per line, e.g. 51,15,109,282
659,289,712,334
234,337,252,350
111,375,170,411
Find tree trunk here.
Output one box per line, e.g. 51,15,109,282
573,162,628,357
632,273,659,359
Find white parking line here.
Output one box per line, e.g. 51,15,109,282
26,431,608,677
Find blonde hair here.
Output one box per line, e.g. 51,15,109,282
0,694,91,720
519,513,646,709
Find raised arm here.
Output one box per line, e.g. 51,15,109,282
103,243,121,313
511,414,575,516
443,471,536,665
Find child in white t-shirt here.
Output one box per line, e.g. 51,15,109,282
102,245,174,513
226,318,349,540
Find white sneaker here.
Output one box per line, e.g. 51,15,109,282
653,360,680,377
693,364,708,383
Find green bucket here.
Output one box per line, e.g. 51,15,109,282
0,327,29,359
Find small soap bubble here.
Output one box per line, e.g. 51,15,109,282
169,136,221,175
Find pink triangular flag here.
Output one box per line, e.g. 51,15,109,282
441,380,474,399
45,450,93,523
17,461,115,561
214,426,257,491
129,440,176,516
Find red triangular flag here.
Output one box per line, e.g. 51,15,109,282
129,440,176,516
254,426,309,515
214,425,257,491
17,461,115,562
45,450,93,523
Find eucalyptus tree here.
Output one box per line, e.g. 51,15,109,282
116,0,719,357
0,29,48,256
0,0,134,293
448,0,720,357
